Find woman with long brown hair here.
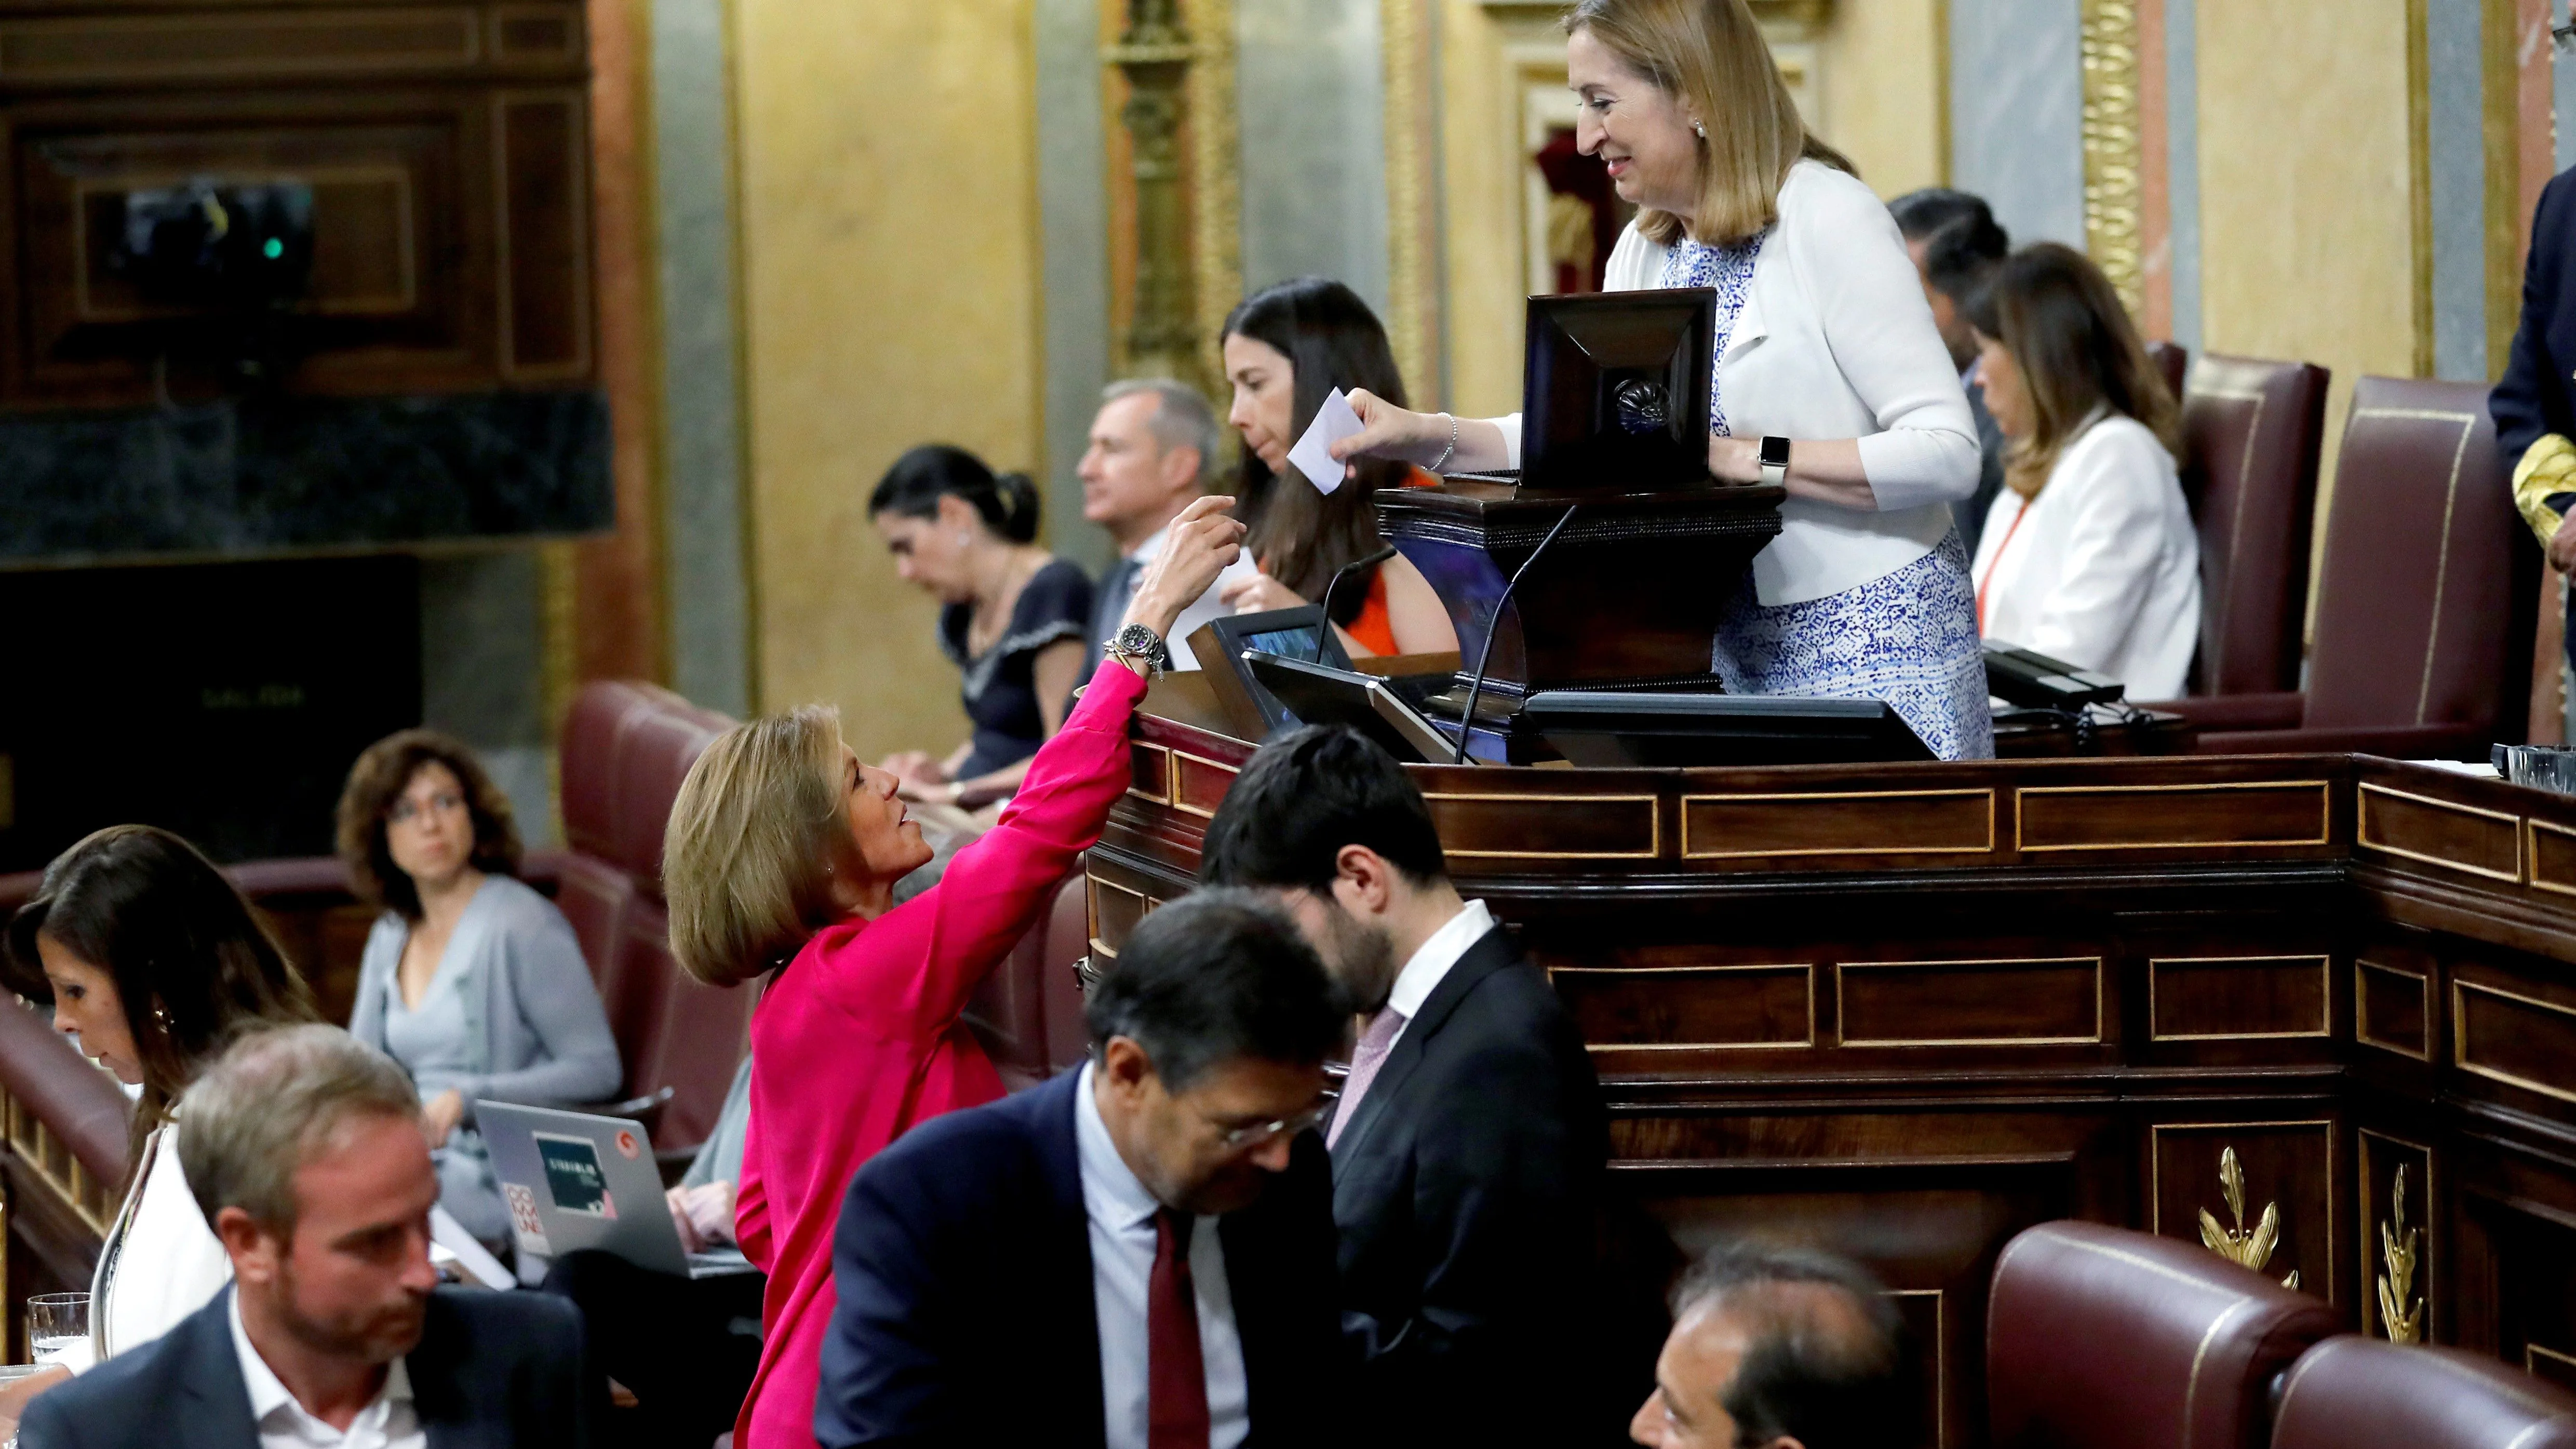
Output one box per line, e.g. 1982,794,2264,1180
1330,0,1992,756
1965,242,2199,697
2,824,320,1364
1215,276,1459,659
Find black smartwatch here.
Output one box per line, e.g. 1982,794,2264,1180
1759,435,1791,488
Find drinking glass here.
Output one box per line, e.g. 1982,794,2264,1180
24,1295,87,1371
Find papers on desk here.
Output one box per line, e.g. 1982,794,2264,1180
430,1204,514,1289
1289,388,1365,494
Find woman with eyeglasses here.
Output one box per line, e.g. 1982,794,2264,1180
339,728,621,1251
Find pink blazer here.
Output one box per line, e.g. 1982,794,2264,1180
730,659,1148,1449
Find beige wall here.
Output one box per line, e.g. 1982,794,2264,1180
2194,0,2419,561
734,1,1044,758
1813,0,1946,201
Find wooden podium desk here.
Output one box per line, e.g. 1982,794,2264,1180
1103,678,2576,1446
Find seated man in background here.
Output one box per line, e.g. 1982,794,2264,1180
542,1054,761,1449
1199,726,1620,1446
21,1024,598,1449
816,889,1347,1448
1890,187,2011,558
1079,378,1260,670
1630,1241,1909,1449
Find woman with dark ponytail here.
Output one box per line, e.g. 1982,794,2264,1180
869,443,1094,809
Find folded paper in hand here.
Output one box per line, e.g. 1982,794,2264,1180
1289,388,1365,495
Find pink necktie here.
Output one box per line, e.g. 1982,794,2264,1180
1327,1007,1407,1148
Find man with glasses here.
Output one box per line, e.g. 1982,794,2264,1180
1199,725,1618,1448
816,889,1347,1448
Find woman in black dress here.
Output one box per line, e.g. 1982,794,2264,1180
870,445,1094,809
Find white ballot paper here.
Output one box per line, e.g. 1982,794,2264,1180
1289,387,1365,495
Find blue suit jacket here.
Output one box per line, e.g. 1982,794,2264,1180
2494,166,2576,462
816,1068,1343,1449
18,1283,597,1449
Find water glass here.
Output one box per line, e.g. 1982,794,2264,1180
24,1294,87,1370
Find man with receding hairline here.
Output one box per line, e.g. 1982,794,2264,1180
1078,378,1260,669
1630,1241,1909,1449
19,1024,598,1449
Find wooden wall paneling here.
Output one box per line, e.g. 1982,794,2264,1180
2449,1143,2576,1374
2147,955,2331,1042
1839,957,2104,1049
2359,783,2525,884
493,86,587,379
2450,963,2576,1110
1548,956,1816,1056
2013,777,2333,854
2147,1117,2341,1308
2356,940,2438,1063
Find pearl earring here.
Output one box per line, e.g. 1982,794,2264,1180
1692,119,1706,139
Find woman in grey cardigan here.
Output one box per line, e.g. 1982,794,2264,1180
338,729,621,1246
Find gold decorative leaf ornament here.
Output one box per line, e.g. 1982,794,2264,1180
2377,1164,2423,1343
2198,1146,2300,1290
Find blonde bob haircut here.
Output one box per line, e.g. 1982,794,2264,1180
1563,0,1853,246
664,705,855,989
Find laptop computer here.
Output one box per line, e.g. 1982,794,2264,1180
477,1100,756,1279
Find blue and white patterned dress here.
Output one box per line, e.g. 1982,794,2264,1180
1659,237,1995,760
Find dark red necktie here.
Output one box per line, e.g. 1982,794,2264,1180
1148,1208,1211,1449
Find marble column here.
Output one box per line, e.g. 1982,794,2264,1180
1950,0,2087,250
1235,0,1392,311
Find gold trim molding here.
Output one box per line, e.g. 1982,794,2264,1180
2078,0,2144,316
2198,1144,2299,1289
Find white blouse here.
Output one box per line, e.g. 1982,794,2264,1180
1495,159,1980,605
1971,412,2202,700
88,1123,233,1365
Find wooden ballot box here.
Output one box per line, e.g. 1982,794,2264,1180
1102,682,2576,1446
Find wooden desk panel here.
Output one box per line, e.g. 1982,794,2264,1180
1100,706,2576,1445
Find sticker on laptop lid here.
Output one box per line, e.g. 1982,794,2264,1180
533,1132,618,1219
502,1182,552,1257
614,1128,640,1160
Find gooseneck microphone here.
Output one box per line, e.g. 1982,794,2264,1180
1455,504,1580,763
1313,543,1400,662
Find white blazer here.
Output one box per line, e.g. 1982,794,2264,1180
88,1124,232,1365
1971,412,2202,700
1498,160,1980,605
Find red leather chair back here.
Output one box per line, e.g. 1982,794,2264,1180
2180,354,2329,694
0,997,130,1186
2304,377,2537,734
1040,866,1096,1076
2272,1337,2576,1449
609,895,751,1147
559,681,731,897
1987,1220,2339,1449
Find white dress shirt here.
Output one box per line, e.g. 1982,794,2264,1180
1971,411,2201,699
1374,899,1498,1054
229,1292,423,1449
1074,1062,1250,1449
1495,161,1979,605
88,1125,233,1366
1123,516,1263,671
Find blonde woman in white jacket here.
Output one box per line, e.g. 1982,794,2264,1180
1333,0,1992,757
1964,244,2198,700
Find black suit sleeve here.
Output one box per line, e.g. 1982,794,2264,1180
816,1149,965,1449
2494,170,2575,459
1346,1016,1593,1414
16,1392,90,1449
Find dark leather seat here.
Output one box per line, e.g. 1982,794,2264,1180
2147,339,2190,407
962,860,1097,1090
1987,1220,2339,1449
2164,354,2330,696
2162,376,2539,756
2272,1337,2576,1449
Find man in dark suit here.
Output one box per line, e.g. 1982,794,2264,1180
1890,188,2011,557
20,1024,596,1449
1199,726,1618,1446
2494,165,2576,655
818,890,1348,1449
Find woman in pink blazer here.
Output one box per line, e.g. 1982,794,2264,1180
661,496,1242,1449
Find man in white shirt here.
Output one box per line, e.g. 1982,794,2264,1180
1079,379,1262,670
819,890,1348,1449
1199,725,1621,1448
20,1025,597,1449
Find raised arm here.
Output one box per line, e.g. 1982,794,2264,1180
822,497,1247,1037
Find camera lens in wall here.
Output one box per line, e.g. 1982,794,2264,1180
112,179,316,311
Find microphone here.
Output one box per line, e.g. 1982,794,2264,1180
1314,543,1400,662
1455,504,1579,763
